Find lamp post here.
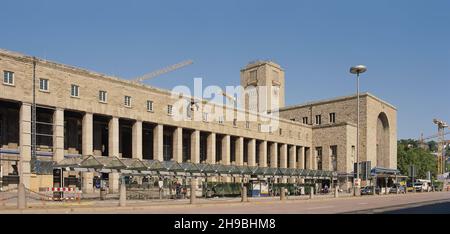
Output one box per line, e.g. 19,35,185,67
350,65,367,196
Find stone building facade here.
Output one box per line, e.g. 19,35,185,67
0,49,396,192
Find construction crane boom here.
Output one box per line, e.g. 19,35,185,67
133,60,193,83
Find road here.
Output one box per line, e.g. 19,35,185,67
1,191,450,214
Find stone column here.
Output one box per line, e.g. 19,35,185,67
297,146,305,169
132,120,143,160
82,171,94,194
289,145,297,183
173,127,183,163
235,137,244,166
222,135,230,165
108,117,119,157
248,139,256,167
270,142,278,168
280,144,287,183
305,147,311,169
190,130,200,163
19,103,31,188
258,141,267,167
206,132,216,164
153,124,163,161
280,144,287,168
109,172,120,194
82,113,93,156
82,112,94,193
53,108,64,163
289,145,296,169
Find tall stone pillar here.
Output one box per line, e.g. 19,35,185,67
259,141,267,167
206,132,216,164
297,146,305,169
280,144,287,183
248,139,256,167
53,108,64,163
82,113,93,156
108,117,120,194
280,144,287,168
222,135,231,182
191,130,200,163
109,172,120,194
153,124,163,161
173,127,183,163
270,142,278,168
82,112,94,193
305,147,312,169
132,120,143,160
289,145,296,183
222,135,230,165
235,137,244,166
289,145,296,169
19,103,31,188
82,172,94,194
108,117,119,157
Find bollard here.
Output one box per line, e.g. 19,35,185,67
119,183,126,207
190,180,196,204
17,183,26,209
280,187,286,201
241,186,248,202
334,187,339,198
309,186,314,199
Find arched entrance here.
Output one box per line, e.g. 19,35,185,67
376,112,390,167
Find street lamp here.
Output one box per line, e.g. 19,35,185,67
350,65,367,196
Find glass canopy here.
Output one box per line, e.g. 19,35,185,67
54,155,336,179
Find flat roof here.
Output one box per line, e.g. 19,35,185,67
279,92,397,111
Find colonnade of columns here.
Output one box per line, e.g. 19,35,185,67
17,104,315,192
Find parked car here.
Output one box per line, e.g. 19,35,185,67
361,186,380,195
389,184,406,194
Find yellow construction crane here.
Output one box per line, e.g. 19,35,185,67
432,119,449,175
133,59,193,83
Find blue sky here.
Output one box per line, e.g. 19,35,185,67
1,0,449,139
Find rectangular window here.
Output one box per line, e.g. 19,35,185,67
124,96,132,107
218,116,224,124
246,121,250,129
39,78,49,91
202,112,208,122
331,145,337,171
279,128,282,136
99,90,107,103
71,84,79,97
315,115,321,125
233,118,237,127
329,112,336,123
3,71,14,85
146,100,153,112
167,105,173,115
302,117,308,124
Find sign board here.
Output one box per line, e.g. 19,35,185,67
260,181,269,196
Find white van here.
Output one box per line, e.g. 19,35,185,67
414,179,432,192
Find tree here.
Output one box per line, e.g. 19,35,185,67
427,140,438,152
397,139,437,179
